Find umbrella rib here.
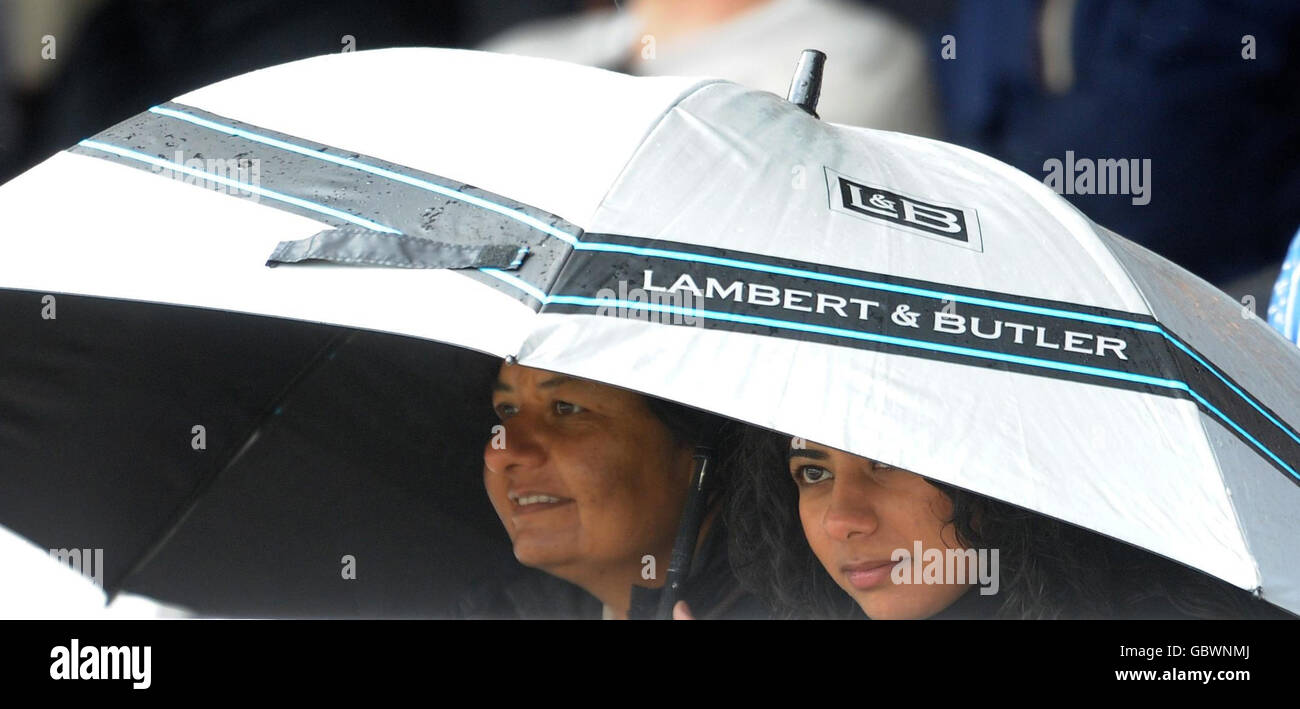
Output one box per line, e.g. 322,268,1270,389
1088,228,1262,590
104,329,360,606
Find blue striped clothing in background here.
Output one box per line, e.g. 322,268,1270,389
1267,228,1300,346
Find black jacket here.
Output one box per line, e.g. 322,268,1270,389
924,580,1295,620
626,516,769,620
926,586,1005,620
456,517,768,620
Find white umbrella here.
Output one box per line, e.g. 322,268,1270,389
1,47,1297,616
0,524,192,619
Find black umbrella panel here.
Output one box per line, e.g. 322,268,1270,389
0,287,526,617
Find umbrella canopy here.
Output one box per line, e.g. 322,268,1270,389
2,47,1298,617
0,288,513,616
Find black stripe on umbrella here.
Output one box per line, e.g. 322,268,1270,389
542,232,1300,486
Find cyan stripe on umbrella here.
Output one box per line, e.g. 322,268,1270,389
89,106,1300,470
540,293,1300,485
77,140,401,234
149,105,581,246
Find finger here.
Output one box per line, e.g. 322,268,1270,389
672,600,695,620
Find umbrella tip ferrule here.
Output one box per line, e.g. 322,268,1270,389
786,49,826,119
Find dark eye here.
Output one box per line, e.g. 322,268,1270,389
493,402,517,420
793,465,834,485
553,400,584,415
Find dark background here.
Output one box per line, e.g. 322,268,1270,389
2,0,1296,302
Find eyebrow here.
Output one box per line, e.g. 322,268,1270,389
492,374,577,393
787,447,829,463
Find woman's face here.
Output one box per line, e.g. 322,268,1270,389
483,363,694,587
789,438,973,619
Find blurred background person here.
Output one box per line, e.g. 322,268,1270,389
929,0,1300,307
0,20,17,180
2,0,463,183
0,0,577,185
1,0,112,181
4,0,1296,309
479,0,940,136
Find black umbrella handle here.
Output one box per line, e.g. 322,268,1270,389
656,446,712,620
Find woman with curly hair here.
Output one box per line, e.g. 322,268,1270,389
717,426,1292,620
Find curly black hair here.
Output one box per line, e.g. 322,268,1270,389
721,424,1294,620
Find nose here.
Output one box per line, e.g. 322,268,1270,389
821,472,878,541
483,415,546,476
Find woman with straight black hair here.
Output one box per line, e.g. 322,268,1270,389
461,361,765,619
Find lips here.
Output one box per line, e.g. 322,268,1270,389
841,559,901,591
507,490,574,516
